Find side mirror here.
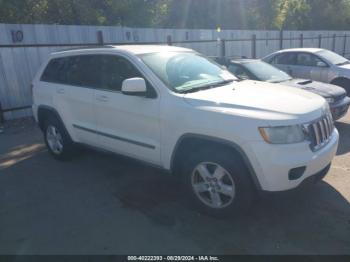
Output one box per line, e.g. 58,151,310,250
122,78,147,96
317,61,328,68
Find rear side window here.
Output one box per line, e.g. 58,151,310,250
273,53,296,65
41,55,103,88
40,54,156,96
41,57,68,83
65,56,102,88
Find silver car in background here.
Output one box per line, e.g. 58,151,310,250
263,48,350,95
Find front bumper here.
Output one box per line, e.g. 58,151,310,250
295,163,331,188
330,96,350,120
242,128,339,192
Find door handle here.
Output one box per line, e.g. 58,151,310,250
96,95,109,102
57,88,65,94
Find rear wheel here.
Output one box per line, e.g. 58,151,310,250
43,117,76,160
182,148,255,217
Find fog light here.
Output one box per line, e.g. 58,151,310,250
289,166,306,180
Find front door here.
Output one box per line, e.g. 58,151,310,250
93,55,161,165
294,52,329,82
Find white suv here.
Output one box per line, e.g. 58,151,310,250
32,45,339,216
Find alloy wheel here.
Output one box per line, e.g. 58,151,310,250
191,162,236,209
46,125,64,155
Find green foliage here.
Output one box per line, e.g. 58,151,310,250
0,0,350,30
305,0,350,30
274,0,311,30
0,0,170,26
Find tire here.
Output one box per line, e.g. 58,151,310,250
43,116,76,161
181,148,255,217
331,78,350,96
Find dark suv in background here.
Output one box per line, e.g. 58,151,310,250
215,58,350,120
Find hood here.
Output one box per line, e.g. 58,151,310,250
338,63,350,70
281,79,346,98
183,80,327,122
337,63,350,77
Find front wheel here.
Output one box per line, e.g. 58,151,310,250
182,149,255,217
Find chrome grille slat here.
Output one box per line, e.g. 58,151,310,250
312,123,321,145
323,118,330,137
319,121,326,142
308,114,334,151
329,115,334,131
328,116,333,132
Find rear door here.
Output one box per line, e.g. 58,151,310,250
93,54,161,165
49,55,99,145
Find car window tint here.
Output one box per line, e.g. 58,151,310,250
265,56,276,64
275,53,296,65
228,64,250,79
99,55,141,91
41,57,68,83
41,54,156,96
227,64,241,75
41,55,102,88
65,55,102,88
296,53,323,67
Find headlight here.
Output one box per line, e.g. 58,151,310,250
259,125,306,144
325,97,334,104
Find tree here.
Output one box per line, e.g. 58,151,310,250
0,0,170,26
0,0,350,30
163,0,267,29
306,0,350,30
275,0,310,30
246,0,281,30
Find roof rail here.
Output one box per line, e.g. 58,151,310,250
55,45,115,53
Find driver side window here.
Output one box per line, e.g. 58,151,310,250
296,53,324,67
100,55,141,92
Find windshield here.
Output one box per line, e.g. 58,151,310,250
140,52,237,93
317,50,349,65
243,61,292,83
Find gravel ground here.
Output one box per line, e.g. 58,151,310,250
0,114,349,255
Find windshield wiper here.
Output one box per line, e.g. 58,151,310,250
180,79,235,94
269,78,292,83
270,80,286,83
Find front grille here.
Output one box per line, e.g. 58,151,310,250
306,114,334,151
